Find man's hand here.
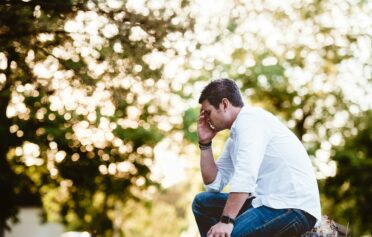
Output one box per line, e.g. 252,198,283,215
207,222,233,237
198,109,217,143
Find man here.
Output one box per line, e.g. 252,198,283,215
192,78,321,237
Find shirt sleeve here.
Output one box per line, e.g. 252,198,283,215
229,114,270,193
204,138,234,192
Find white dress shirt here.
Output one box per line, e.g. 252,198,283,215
205,106,321,226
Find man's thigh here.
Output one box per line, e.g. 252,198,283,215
193,192,254,217
232,206,311,237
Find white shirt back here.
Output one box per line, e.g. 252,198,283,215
204,106,321,226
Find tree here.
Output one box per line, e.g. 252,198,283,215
0,0,191,236
322,110,372,236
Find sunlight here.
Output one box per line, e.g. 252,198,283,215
0,52,7,69
8,0,369,187
153,138,187,188
107,0,123,9
2,0,371,236
22,142,43,166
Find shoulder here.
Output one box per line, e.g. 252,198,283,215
232,106,275,140
234,106,269,127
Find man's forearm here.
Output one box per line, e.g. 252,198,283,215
222,192,251,218
200,148,218,184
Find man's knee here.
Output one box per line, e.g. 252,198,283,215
192,192,207,213
193,191,218,213
192,191,227,215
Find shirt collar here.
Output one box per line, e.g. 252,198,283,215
230,105,249,139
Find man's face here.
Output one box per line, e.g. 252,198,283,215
200,100,226,132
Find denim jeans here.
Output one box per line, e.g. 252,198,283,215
192,192,316,237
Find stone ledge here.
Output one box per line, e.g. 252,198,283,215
302,216,350,237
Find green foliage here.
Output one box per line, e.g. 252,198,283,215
0,0,371,236
322,110,372,236
121,188,190,237
0,0,192,235
114,127,164,147
182,108,199,143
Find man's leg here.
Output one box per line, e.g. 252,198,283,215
192,192,228,237
231,206,316,237
192,192,253,237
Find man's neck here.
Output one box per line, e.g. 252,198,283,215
227,106,243,129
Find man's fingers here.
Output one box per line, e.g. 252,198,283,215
198,114,208,124
198,116,206,124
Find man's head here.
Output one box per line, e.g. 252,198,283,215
198,78,244,131
199,78,244,109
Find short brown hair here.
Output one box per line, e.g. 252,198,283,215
198,78,244,109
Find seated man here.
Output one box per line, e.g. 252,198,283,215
192,78,321,237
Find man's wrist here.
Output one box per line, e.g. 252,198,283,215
220,215,235,225
198,139,211,144
198,140,212,150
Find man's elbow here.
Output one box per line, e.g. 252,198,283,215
203,177,215,185
202,173,217,185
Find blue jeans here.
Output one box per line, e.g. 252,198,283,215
192,192,316,237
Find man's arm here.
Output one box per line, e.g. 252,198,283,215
206,192,250,237
201,139,234,191
197,109,218,184
200,147,218,184
222,192,250,218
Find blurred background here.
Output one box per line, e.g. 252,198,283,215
0,0,371,236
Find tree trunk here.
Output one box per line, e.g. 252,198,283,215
0,223,4,237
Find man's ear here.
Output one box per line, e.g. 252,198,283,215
221,98,229,111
